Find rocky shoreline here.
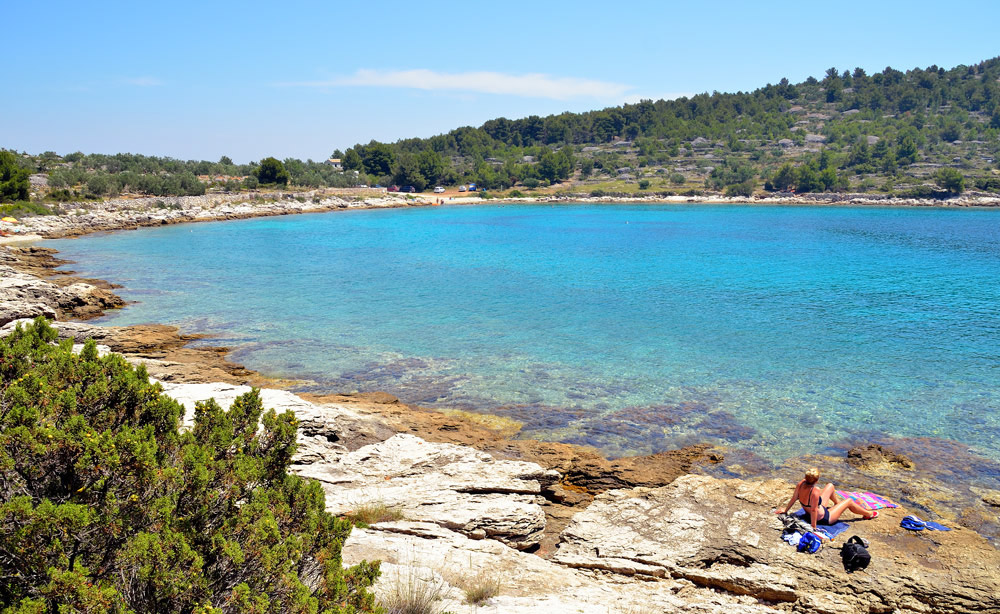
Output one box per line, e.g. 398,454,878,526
2,188,1000,243
3,196,1000,612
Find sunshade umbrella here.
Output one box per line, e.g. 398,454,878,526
1,217,17,223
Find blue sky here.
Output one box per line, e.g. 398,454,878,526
4,0,999,163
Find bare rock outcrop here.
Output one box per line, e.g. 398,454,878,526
156,382,557,551
302,434,559,550
0,267,121,326
344,520,774,614
554,474,1000,614
0,247,124,325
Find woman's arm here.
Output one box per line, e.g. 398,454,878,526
775,481,801,514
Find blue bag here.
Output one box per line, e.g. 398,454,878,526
797,531,823,554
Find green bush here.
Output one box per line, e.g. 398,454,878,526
0,201,59,218
0,318,382,614
0,151,31,203
637,179,651,190
974,176,1000,192
934,167,965,194
899,185,950,199
724,180,755,197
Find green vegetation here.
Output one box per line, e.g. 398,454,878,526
7,57,1000,201
0,201,58,218
0,151,31,203
0,318,381,614
935,167,965,193
2,152,366,208
257,157,290,186
333,57,1000,196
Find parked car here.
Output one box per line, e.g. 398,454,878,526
458,185,467,192
387,185,399,192
401,185,416,193
468,183,477,191
433,186,445,193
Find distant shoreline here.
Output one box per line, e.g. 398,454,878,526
3,187,999,242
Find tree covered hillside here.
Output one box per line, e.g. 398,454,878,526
4,57,999,204
338,57,1000,196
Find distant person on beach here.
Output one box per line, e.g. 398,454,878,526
774,467,877,538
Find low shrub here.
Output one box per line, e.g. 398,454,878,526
899,185,951,199
974,176,1000,192
724,180,755,197
0,318,382,613
0,201,59,217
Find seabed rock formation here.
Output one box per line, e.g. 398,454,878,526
4,242,1000,613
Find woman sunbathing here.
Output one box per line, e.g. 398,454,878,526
775,467,877,539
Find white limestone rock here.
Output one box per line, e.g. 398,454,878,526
304,433,558,550
553,474,1000,614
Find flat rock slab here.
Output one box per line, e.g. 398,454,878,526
302,433,559,550
555,474,1000,614
156,382,557,550
344,521,774,614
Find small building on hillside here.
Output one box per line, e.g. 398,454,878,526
324,158,343,170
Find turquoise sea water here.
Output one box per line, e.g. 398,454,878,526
47,204,1000,465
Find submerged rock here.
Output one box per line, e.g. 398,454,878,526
846,443,915,471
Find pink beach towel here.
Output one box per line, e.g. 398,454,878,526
835,490,898,510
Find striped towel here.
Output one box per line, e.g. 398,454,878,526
835,490,898,510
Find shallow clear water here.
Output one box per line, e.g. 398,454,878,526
47,204,1000,463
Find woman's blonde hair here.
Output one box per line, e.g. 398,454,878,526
804,467,820,484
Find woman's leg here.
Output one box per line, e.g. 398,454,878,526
819,483,835,503
827,497,874,523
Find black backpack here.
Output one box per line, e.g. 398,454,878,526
841,535,871,573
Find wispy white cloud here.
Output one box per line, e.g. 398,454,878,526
278,69,631,101
123,76,164,87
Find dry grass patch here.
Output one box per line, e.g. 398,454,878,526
443,560,505,606
378,565,453,614
455,568,502,605
344,500,405,527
